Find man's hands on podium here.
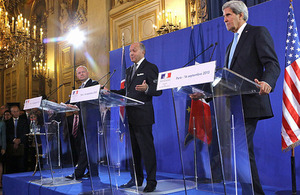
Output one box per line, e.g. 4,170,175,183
65,104,79,116
254,79,272,95
101,86,110,95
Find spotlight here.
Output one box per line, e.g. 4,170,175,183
66,27,86,48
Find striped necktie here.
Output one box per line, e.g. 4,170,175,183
79,83,85,89
72,115,79,138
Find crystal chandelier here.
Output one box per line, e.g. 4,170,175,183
0,1,46,79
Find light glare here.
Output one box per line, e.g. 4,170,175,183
66,28,85,47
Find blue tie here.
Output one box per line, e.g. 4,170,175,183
14,118,18,137
228,33,239,69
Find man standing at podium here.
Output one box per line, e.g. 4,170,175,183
222,0,280,194
66,65,99,180
112,42,162,192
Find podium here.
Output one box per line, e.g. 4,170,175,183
173,68,260,194
78,90,144,193
25,99,80,186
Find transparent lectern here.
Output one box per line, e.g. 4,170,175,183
27,99,80,186
79,90,144,194
173,68,260,194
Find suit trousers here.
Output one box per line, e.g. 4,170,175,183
74,136,88,177
129,123,157,185
244,118,265,195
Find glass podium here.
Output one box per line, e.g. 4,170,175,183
79,90,144,194
25,99,81,186
173,68,260,194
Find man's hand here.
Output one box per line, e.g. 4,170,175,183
65,104,79,116
66,104,79,109
254,79,272,95
1,149,5,155
135,80,148,92
13,138,21,145
100,88,110,95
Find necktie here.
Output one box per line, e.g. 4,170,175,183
79,83,85,89
72,115,79,138
131,63,137,80
14,118,18,138
228,33,239,69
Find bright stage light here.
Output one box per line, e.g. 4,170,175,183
66,27,86,48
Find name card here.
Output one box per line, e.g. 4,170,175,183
24,96,43,110
70,85,100,103
157,61,216,90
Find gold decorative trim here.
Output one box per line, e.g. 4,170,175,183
118,20,134,48
110,0,157,19
62,47,71,69
138,10,157,41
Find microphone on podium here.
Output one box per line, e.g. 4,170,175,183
97,71,111,83
101,69,116,89
209,42,218,61
183,43,214,67
47,83,66,98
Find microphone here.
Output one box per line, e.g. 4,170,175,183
97,71,111,82
47,83,65,98
101,69,116,89
183,43,214,67
209,42,218,61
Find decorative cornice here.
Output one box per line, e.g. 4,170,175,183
110,0,158,19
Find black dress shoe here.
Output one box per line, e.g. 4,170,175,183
143,183,156,192
65,174,75,180
82,172,90,179
65,173,82,180
120,179,143,188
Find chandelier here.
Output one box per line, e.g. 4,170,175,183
0,1,47,80
153,10,181,36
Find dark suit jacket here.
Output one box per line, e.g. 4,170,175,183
5,117,29,147
113,59,162,126
64,78,99,139
225,24,280,119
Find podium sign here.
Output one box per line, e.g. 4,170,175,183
24,96,42,110
157,61,216,90
70,84,100,103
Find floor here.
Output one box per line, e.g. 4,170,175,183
2,168,296,195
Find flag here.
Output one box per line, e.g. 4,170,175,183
188,99,212,145
119,45,128,141
281,1,300,151
184,27,213,146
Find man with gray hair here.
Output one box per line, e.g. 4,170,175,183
112,42,162,192
222,0,280,194
65,65,99,180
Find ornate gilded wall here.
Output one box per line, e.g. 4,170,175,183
0,0,201,106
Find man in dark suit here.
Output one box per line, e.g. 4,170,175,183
112,42,162,192
222,1,280,194
66,65,99,180
5,105,29,173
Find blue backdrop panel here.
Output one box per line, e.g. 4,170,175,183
109,0,300,189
